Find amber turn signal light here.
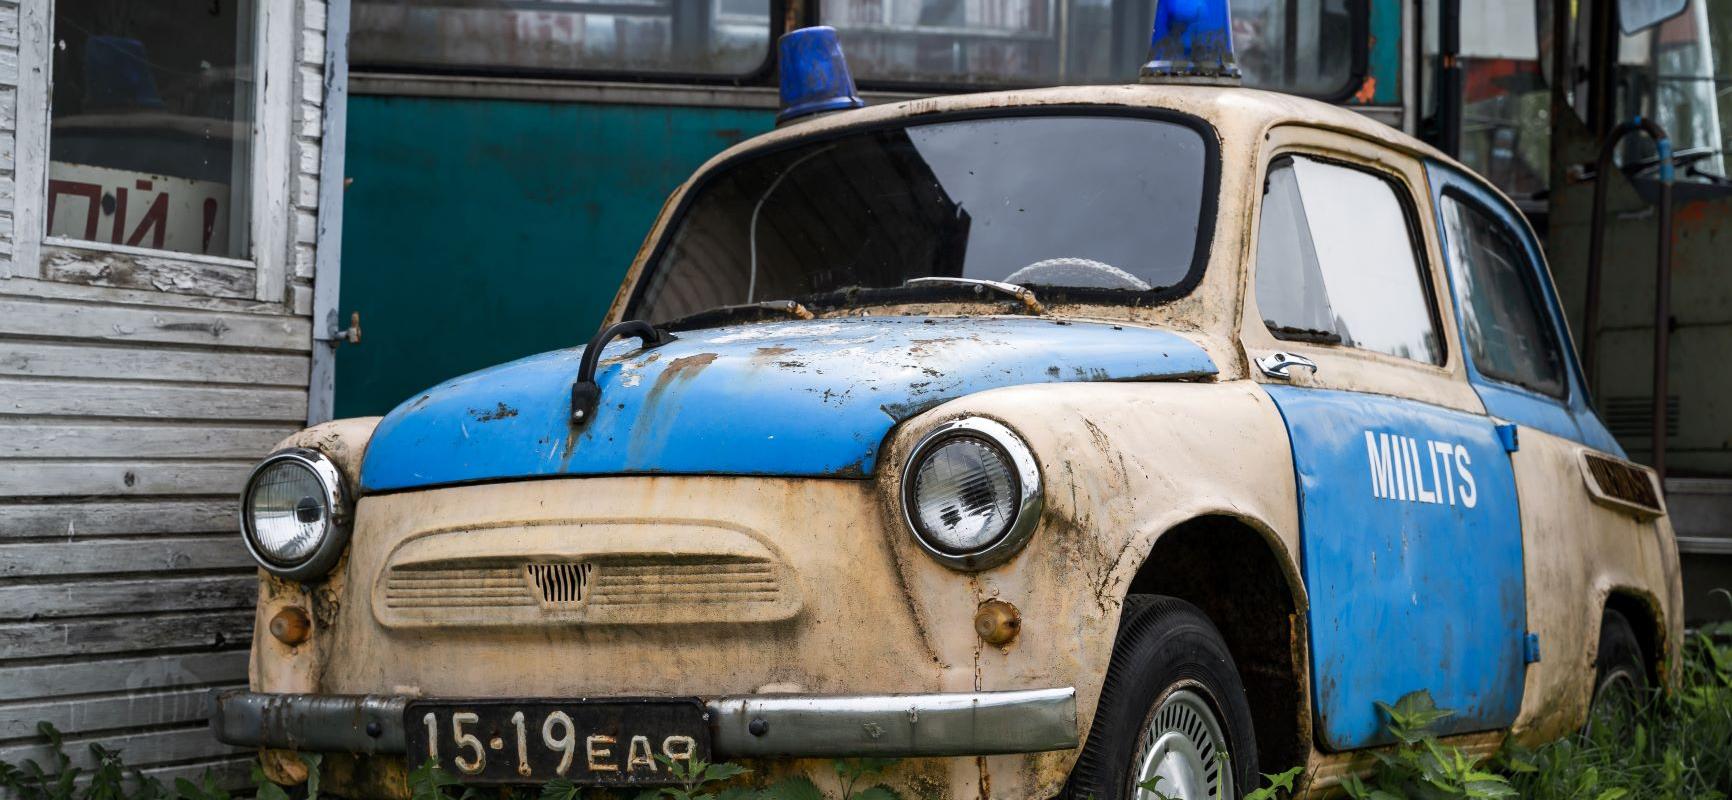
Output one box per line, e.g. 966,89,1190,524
974,599,1021,646
269,606,312,646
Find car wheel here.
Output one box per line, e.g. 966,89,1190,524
1069,595,1259,800
1585,608,1648,733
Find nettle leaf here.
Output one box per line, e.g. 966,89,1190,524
540,778,582,800
760,776,825,800
702,763,750,784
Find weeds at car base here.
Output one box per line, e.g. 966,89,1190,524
2,622,1727,800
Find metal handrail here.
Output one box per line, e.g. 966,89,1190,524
1582,116,1675,480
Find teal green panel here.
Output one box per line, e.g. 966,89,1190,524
1367,0,1401,105
334,97,774,418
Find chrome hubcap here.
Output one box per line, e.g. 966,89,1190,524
1132,686,1232,800
1586,665,1643,734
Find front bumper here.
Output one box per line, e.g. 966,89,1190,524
210,687,1079,759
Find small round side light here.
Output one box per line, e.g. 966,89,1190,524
974,599,1022,646
269,606,311,647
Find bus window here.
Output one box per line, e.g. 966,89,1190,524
351,0,774,77
1424,0,1551,202
820,0,1363,98
1614,0,1731,183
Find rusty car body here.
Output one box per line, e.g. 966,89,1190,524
211,54,1683,800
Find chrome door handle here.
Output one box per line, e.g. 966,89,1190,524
1256,352,1318,379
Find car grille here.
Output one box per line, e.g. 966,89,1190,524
376,556,797,627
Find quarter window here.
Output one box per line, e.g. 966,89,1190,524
1440,195,1567,397
1255,155,1443,365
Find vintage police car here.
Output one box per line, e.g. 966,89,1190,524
212,7,1682,799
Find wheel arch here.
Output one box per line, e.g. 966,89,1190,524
1603,587,1666,689
1121,513,1312,777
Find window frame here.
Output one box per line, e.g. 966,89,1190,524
10,0,300,302
620,103,1224,320
1256,151,1450,367
345,0,787,85
1436,186,1570,400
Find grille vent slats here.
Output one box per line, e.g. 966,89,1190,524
379,558,786,620
384,567,536,609
527,562,593,606
590,563,779,607
1582,452,1664,514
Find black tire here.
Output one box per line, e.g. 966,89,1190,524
1069,595,1259,800
1586,608,1648,732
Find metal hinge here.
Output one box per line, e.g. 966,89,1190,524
1523,632,1542,664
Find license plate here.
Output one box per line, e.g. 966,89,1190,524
405,699,712,786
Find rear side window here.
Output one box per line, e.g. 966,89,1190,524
1255,155,1443,365
1440,195,1567,397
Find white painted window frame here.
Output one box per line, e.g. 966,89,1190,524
11,0,297,302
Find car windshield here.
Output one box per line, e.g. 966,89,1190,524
629,113,1214,324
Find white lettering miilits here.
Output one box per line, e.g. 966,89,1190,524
1365,431,1477,507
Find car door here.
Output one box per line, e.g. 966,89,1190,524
1424,162,1671,740
1239,127,1529,751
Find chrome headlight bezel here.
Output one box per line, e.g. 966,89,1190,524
239,447,352,581
900,417,1044,571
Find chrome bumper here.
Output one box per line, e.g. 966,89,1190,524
210,687,1078,759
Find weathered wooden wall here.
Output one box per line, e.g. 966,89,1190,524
0,0,329,785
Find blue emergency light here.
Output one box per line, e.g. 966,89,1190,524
777,26,865,125
1140,0,1242,84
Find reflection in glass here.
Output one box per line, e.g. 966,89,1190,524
819,0,1357,96
1442,196,1566,396
48,0,255,260
352,0,773,76
633,115,1210,323
1256,156,1442,365
1615,0,1731,182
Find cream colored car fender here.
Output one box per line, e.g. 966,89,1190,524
876,379,1307,799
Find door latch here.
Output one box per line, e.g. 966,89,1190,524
1256,352,1318,379
331,311,361,345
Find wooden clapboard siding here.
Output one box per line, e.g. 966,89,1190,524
0,0,329,785
0,341,309,386
0,499,236,539
0,574,257,620
0,422,299,460
0,536,257,578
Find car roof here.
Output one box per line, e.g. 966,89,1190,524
690,83,1458,179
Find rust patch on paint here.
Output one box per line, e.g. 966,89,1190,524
469,402,519,422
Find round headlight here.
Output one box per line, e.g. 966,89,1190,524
240,448,350,580
901,418,1043,570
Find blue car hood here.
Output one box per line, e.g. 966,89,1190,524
359,316,1216,492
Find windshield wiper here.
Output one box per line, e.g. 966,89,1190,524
903,277,1046,315
663,300,815,331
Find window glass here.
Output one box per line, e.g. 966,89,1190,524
632,114,1210,323
1613,0,1732,182
48,0,255,260
1441,195,1567,396
1423,0,1551,200
1256,156,1443,364
821,0,1357,96
351,0,772,76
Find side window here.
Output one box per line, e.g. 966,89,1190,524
1440,195,1568,398
1256,155,1444,365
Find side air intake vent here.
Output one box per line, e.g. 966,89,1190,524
527,562,593,606
1580,451,1664,518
